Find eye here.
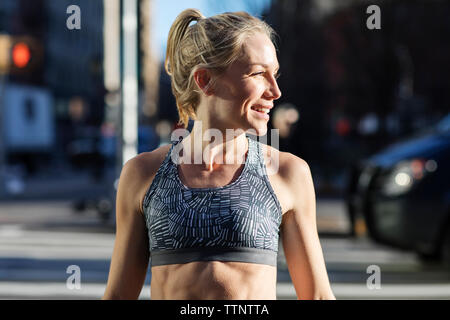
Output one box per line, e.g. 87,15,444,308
274,71,281,80
251,71,265,77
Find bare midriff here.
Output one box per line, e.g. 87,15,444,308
150,261,277,299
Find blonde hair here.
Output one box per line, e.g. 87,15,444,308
165,9,276,128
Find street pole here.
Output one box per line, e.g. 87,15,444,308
0,35,10,197
103,0,121,179
121,0,139,166
0,73,6,197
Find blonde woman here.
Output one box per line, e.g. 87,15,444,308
103,9,335,300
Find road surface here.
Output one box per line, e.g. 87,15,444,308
0,199,449,300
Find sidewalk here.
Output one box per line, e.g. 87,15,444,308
0,167,116,202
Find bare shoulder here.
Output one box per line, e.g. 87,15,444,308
279,152,312,185
260,143,314,214
123,143,172,178
117,144,173,215
279,152,315,218
260,142,311,181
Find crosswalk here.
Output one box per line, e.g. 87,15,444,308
0,223,420,272
2,281,450,300
0,225,114,260
1,223,450,300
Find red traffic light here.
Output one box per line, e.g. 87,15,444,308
12,42,31,68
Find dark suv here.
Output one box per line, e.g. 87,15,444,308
346,113,450,265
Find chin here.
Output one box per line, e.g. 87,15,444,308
231,115,269,137
244,122,268,137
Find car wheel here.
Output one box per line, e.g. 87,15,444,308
72,200,87,213
418,252,440,264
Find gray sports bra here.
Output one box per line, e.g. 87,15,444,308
142,135,282,267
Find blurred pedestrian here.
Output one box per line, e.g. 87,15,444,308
272,103,299,151
104,9,335,300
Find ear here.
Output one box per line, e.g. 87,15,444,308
193,68,213,95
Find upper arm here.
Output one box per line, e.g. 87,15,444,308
103,156,153,300
279,154,335,300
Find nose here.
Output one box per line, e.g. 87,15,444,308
264,75,282,100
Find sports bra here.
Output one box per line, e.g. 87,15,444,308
142,134,282,267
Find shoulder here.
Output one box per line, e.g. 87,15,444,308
280,153,316,218
278,152,312,187
122,143,172,178
260,142,312,182
117,143,173,215
260,143,314,214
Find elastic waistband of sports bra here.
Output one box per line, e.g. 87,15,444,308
150,247,277,267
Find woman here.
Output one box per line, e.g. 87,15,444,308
103,9,335,300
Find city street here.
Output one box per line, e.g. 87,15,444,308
1,199,449,300
1,0,449,305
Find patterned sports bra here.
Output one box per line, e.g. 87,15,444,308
142,135,282,267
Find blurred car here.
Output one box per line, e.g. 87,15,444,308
346,113,450,265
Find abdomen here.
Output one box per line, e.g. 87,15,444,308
150,261,277,299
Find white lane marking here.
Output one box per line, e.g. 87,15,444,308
1,282,450,299
0,282,150,299
277,282,450,299
0,225,25,237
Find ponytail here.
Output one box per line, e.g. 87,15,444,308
165,9,204,76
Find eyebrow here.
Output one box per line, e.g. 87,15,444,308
249,63,280,72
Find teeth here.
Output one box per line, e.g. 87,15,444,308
253,107,269,114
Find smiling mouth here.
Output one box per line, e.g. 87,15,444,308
250,106,270,114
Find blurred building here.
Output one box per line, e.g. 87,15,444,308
1,0,163,183
264,0,329,164
1,0,51,176
265,0,450,181
45,0,104,99
0,0,105,176
45,0,105,177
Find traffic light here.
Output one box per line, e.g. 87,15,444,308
12,42,31,69
9,35,44,84
0,34,44,84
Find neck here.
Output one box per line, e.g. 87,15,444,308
179,119,248,172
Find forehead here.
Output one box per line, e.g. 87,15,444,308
236,32,279,70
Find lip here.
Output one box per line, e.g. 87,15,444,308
252,104,273,110
251,106,270,120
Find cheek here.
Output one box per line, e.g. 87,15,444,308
236,81,264,102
